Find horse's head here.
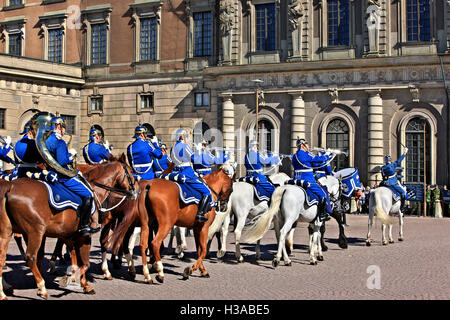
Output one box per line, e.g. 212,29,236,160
204,166,235,212
114,153,140,200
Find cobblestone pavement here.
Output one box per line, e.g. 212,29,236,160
2,215,449,300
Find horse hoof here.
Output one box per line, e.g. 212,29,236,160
238,257,244,263
128,271,136,280
389,240,394,244
155,275,164,284
382,241,388,246
183,267,192,280
285,261,292,267
178,253,184,260
318,256,324,261
272,259,279,268
37,290,48,300
201,273,210,278
322,245,328,252
217,250,225,259
144,277,153,284
84,288,96,295
366,241,371,247
339,242,348,249
104,274,113,280
310,260,318,265
398,237,404,242
59,275,69,287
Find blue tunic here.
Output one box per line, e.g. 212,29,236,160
83,141,111,165
152,154,170,177
244,150,280,201
191,150,220,176
127,138,162,181
45,132,92,199
380,154,407,199
0,145,15,165
292,148,332,213
170,141,211,199
14,135,43,177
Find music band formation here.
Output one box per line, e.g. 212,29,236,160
0,111,409,236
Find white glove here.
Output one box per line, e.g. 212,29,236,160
325,151,332,156
151,136,158,144
196,143,203,150
104,140,110,150
404,147,408,154
69,148,77,157
5,136,11,148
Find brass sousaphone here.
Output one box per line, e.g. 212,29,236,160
32,111,78,178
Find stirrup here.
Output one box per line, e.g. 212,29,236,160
78,225,101,236
196,213,208,223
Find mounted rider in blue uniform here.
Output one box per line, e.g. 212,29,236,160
379,147,409,213
152,142,171,178
244,140,281,214
127,126,162,181
314,158,334,180
291,138,334,222
44,116,100,236
82,128,112,165
170,128,213,222
14,121,43,177
191,139,220,176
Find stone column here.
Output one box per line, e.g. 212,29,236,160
221,92,235,150
289,91,305,154
367,89,384,186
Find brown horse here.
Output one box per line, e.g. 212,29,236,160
0,154,138,300
108,165,235,283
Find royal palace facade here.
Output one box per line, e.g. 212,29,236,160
0,0,449,187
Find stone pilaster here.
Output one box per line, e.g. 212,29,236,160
367,89,384,186
221,92,235,150
289,91,305,154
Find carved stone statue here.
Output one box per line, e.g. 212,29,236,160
288,0,304,31
219,0,234,64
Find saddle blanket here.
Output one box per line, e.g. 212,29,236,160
39,181,96,215
381,185,402,203
161,173,215,208
286,179,318,207
238,176,274,202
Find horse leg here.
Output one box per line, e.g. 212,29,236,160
49,238,64,274
37,237,46,273
100,224,113,280
217,213,230,259
319,223,328,252
24,231,48,299
75,237,95,295
309,224,320,265
285,227,295,257
189,225,210,278
14,234,27,262
388,224,394,243
175,227,187,259
234,216,246,263
140,222,152,284
150,222,173,284
382,224,388,245
272,221,290,268
330,210,348,249
167,227,175,255
122,226,136,280
128,227,141,258
317,225,324,262
366,211,374,246
398,211,404,241
0,207,12,300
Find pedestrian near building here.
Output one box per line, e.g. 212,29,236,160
425,185,431,217
432,185,442,218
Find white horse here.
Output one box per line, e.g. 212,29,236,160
243,174,344,266
207,171,291,263
366,186,404,246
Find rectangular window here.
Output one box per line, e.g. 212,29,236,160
407,0,430,42
193,11,212,57
91,23,107,65
140,17,157,61
140,93,154,111
328,0,350,46
61,114,75,135
48,28,63,63
255,3,276,51
195,92,209,107
9,0,23,5
90,96,103,112
9,33,22,56
0,109,5,129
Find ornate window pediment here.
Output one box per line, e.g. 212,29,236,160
38,11,68,63
0,16,27,56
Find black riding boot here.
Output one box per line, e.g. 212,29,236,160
318,198,331,222
400,195,406,214
196,196,210,223
78,197,101,236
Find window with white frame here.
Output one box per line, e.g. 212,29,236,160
140,93,154,110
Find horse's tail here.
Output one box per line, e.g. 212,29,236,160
372,188,396,225
244,186,287,244
208,195,232,240
107,184,148,254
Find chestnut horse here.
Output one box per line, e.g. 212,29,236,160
0,154,138,299
108,165,235,283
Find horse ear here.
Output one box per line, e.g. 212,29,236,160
119,153,127,164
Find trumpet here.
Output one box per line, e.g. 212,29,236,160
311,147,349,157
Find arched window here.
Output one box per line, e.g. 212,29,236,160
193,121,210,144
407,0,431,42
142,123,155,138
328,0,350,46
326,118,349,170
405,117,431,184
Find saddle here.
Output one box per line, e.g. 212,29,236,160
160,172,215,208
286,179,319,207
